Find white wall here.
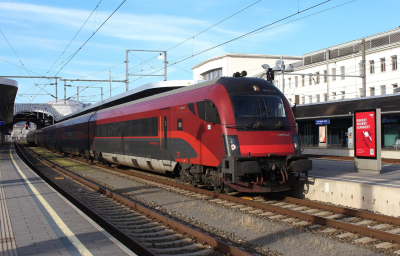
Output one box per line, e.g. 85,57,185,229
277,44,399,105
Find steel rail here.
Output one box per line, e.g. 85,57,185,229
19,143,255,256
57,153,400,244
265,193,400,226
14,142,157,256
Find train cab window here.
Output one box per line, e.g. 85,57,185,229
196,101,205,120
177,119,183,131
196,100,221,124
188,103,196,115
232,95,289,129
205,100,221,124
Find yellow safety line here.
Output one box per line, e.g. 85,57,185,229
9,145,93,256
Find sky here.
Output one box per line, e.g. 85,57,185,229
1,0,399,104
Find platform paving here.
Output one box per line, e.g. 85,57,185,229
0,143,135,256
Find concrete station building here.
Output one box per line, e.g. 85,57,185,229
191,27,400,155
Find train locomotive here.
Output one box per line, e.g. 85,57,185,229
27,77,312,193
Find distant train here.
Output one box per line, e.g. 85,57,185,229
28,77,312,193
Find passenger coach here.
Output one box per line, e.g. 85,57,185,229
28,77,312,193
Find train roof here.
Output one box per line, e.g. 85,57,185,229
61,79,205,121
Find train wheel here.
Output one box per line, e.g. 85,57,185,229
213,183,224,193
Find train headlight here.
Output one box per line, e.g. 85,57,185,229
226,135,241,156
231,144,237,151
292,135,299,154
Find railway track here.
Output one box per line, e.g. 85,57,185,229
15,142,255,256
25,144,400,254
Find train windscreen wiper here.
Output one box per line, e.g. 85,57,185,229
245,98,262,130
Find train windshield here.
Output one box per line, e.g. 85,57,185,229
232,94,290,130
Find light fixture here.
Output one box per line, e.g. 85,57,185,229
262,64,270,70
272,64,282,71
285,64,294,72
158,53,163,60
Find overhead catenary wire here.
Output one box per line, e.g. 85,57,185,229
0,29,38,87
32,0,127,101
36,0,104,87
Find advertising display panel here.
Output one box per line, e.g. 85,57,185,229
319,126,326,143
354,109,377,159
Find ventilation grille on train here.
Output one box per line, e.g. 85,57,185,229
131,159,139,168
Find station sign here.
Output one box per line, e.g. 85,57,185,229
0,121,3,126
315,119,330,125
354,109,377,159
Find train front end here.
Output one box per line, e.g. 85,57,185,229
210,77,312,193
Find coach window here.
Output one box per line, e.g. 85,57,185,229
177,119,183,131
115,122,123,137
141,118,149,136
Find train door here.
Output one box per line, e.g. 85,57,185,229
161,108,171,167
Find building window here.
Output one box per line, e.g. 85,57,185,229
369,60,375,74
340,66,345,80
309,95,312,103
392,55,398,71
323,93,327,101
316,72,320,84
380,58,386,72
393,83,398,93
316,94,320,102
332,92,336,101
370,87,375,96
202,68,222,80
301,75,305,87
381,85,386,95
301,96,305,104
323,70,327,83
340,91,345,100
295,76,298,87
309,75,312,85
288,78,291,89
332,68,336,81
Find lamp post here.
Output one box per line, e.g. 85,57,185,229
272,57,294,95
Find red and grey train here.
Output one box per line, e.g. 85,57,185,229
27,77,312,193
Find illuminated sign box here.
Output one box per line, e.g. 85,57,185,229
354,109,377,159
315,119,330,125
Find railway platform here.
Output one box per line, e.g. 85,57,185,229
0,142,135,256
287,156,400,217
303,146,400,160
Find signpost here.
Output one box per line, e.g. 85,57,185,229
354,109,381,173
315,119,330,125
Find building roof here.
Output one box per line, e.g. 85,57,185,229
0,78,18,124
295,93,400,120
191,53,302,70
298,27,400,67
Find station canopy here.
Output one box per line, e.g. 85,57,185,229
0,78,18,124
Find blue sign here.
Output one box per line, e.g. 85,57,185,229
315,119,330,125
0,121,3,126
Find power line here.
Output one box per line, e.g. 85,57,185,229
37,0,104,86
0,29,38,86
106,0,263,83
33,0,127,101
